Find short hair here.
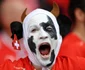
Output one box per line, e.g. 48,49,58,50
68,0,85,21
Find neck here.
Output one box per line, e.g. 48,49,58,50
33,64,41,70
33,63,52,70
72,22,85,42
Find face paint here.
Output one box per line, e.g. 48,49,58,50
40,16,57,40
23,9,62,69
28,36,36,54
27,14,57,66
46,50,55,67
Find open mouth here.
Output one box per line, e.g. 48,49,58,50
39,42,51,56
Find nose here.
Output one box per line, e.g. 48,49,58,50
40,36,48,39
39,28,48,39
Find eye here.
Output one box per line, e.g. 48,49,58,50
46,26,53,31
31,29,37,33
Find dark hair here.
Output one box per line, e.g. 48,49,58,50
0,0,3,4
0,0,5,31
68,0,85,21
57,14,72,38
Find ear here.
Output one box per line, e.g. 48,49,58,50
21,8,27,22
51,2,60,17
75,8,85,22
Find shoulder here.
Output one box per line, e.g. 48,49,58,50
13,57,34,70
58,32,79,57
0,59,14,70
53,56,85,70
61,32,79,46
0,57,29,70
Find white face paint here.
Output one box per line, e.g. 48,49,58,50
27,14,57,66
23,9,62,68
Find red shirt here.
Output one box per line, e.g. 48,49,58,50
0,33,27,64
0,40,16,64
0,56,85,70
59,32,85,57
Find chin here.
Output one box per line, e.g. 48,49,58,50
36,43,54,67
37,54,52,67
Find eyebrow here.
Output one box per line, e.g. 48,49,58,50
29,26,38,30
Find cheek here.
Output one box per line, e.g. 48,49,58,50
51,39,57,50
30,32,40,42
48,32,57,40
32,34,39,43
46,50,55,67
28,36,36,54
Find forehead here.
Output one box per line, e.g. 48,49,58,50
28,14,51,27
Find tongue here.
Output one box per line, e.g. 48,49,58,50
40,49,49,55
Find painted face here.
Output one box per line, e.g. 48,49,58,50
27,14,57,66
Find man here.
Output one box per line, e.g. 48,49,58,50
0,0,28,64
58,0,85,69
0,0,39,64
0,5,62,69
22,8,62,69
59,0,85,58
0,2,85,70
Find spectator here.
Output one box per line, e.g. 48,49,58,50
59,0,85,62
0,0,39,64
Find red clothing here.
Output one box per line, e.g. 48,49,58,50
0,32,85,70
0,33,27,64
0,57,34,70
59,32,85,57
0,40,16,64
0,56,85,70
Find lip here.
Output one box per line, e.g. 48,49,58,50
38,42,51,58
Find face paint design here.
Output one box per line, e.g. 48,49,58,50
27,14,57,67
28,36,36,54
40,16,57,40
46,50,55,67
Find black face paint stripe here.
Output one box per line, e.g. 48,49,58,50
46,50,55,67
40,15,57,40
28,36,36,54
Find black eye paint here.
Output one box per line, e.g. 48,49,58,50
28,36,36,54
40,15,57,40
46,50,55,67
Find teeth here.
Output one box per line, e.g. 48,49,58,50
41,54,50,59
38,42,51,59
